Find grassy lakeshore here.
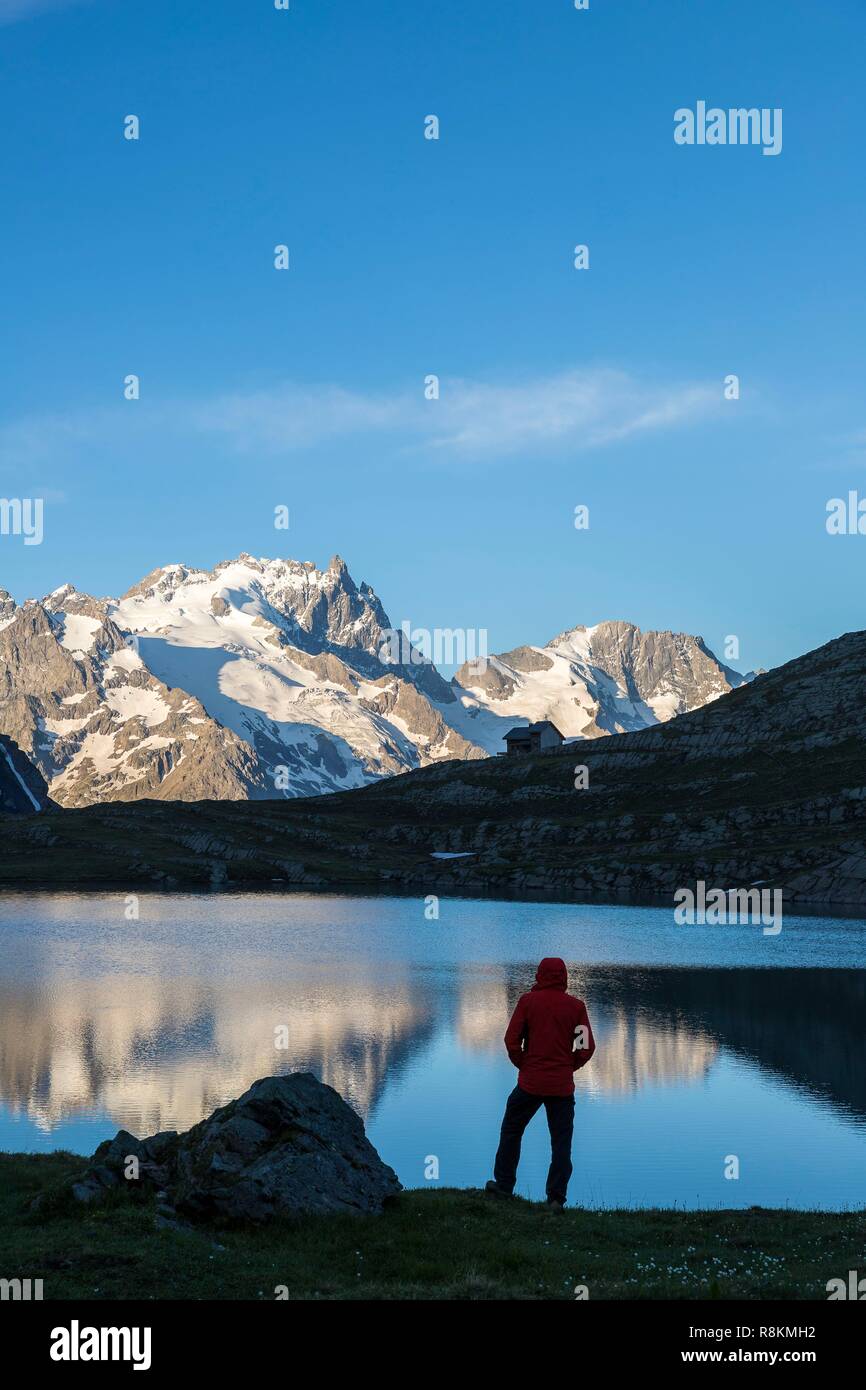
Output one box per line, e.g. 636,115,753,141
2,1153,863,1301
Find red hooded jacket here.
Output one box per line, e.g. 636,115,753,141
504,958,596,1096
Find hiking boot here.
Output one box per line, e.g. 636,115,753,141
485,1180,513,1199
546,1198,565,1213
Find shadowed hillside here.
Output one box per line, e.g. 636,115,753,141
0,733,52,816
2,628,866,907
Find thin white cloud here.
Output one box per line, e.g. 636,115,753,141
0,367,723,473
423,370,717,453
194,368,720,458
192,384,408,453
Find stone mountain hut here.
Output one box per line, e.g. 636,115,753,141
502,720,565,755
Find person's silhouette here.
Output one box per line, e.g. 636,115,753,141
487,957,595,1211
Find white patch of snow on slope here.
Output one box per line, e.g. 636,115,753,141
104,685,170,728
57,614,101,654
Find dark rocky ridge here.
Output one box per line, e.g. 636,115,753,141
0,732,52,815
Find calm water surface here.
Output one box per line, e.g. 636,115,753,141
1,892,864,1209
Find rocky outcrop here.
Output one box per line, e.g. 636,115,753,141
0,588,16,627
66,1072,401,1222
363,675,481,763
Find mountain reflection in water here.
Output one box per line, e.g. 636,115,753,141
1,893,864,1208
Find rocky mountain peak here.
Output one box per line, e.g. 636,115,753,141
451,617,751,752
0,589,17,627
120,563,201,601
0,552,757,807
0,552,481,806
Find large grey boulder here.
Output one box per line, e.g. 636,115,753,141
67,1073,401,1222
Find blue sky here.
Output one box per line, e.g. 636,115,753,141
1,0,864,674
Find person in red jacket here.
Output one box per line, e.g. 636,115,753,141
486,957,595,1211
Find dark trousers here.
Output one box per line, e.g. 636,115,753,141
493,1083,575,1204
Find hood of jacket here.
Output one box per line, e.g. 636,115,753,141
532,957,568,991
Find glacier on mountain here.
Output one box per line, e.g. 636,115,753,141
0,555,750,806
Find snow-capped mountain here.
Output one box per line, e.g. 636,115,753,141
0,556,751,806
0,555,479,807
447,620,752,754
